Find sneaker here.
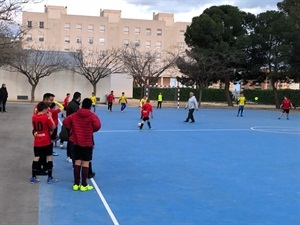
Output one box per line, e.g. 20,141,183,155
47,177,58,184
73,184,80,191
287,118,289,120
80,184,93,192
278,117,281,120
189,121,195,123
88,172,96,179
29,177,40,184
52,152,59,156
66,157,72,163
60,144,65,149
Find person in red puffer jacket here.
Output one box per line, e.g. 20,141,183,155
63,98,101,191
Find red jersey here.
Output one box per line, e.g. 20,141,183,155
281,99,291,109
142,103,153,117
63,96,69,108
107,93,114,103
49,108,61,126
32,114,55,147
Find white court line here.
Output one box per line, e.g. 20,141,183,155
91,178,120,225
100,128,250,133
58,117,120,225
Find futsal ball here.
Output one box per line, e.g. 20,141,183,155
138,122,142,127
254,97,258,101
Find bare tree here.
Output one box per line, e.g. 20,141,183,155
5,46,67,102
69,47,124,95
176,50,222,106
121,44,179,97
0,0,40,21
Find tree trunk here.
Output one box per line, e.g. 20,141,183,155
270,79,280,109
30,83,37,103
198,87,203,107
92,83,97,96
224,77,233,107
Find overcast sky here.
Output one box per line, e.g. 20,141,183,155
24,0,280,22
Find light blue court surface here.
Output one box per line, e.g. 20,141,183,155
39,106,300,225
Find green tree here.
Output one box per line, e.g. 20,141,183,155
185,5,255,106
248,10,294,108
277,0,300,81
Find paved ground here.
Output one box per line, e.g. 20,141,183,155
0,103,38,225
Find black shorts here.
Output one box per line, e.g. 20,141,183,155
51,127,58,140
34,144,52,157
73,145,93,161
282,109,290,113
142,117,149,121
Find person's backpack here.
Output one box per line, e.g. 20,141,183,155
59,126,69,142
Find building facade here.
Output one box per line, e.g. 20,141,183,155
22,5,190,86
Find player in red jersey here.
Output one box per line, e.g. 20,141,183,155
278,96,293,120
139,99,153,130
30,102,58,184
61,93,70,118
49,101,64,146
107,90,115,112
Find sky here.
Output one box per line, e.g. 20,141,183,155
23,0,280,22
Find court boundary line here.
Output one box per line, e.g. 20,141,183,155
91,178,120,225
58,118,120,225
99,128,250,133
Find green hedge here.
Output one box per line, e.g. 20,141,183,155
243,89,300,105
133,87,230,102
133,87,300,105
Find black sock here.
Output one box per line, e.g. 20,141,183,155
32,161,39,178
47,161,53,178
74,165,81,185
147,121,151,128
140,123,144,129
89,162,93,174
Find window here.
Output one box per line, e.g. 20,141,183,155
38,35,44,42
64,36,70,43
27,21,32,28
76,37,82,44
156,53,161,60
76,24,82,31
123,26,129,34
179,30,185,37
99,25,105,32
99,50,106,56
145,40,151,48
26,34,32,42
134,40,140,47
64,23,71,30
146,28,151,36
64,48,70,51
99,38,105,45
179,42,185,50
88,24,94,32
123,39,129,46
39,21,44,28
135,27,140,35
88,37,93,44
157,29,162,36
156,41,162,48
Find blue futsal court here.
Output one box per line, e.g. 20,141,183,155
38,105,299,225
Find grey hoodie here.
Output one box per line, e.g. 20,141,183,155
186,96,198,109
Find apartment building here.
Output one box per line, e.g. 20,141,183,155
22,5,190,86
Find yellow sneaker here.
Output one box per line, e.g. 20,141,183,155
73,184,80,191
80,184,93,192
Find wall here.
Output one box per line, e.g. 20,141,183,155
0,69,133,102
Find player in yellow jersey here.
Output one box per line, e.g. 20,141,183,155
90,92,97,113
237,93,246,117
118,92,128,112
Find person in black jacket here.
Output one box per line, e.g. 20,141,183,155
0,84,8,112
